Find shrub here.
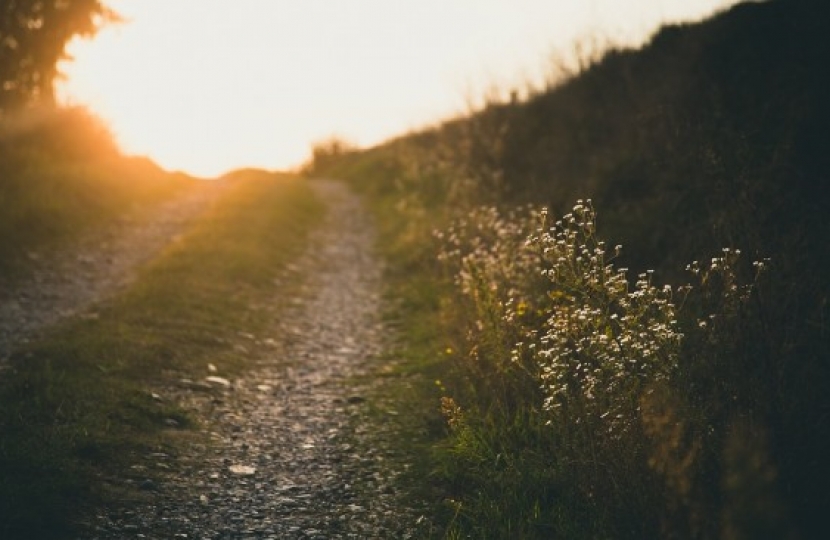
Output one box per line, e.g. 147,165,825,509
436,200,772,537
517,201,683,434
302,136,357,175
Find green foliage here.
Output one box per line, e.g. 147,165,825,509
0,0,110,109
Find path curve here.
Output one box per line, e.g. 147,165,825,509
0,182,225,360
87,179,428,539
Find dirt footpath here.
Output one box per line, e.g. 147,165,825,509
85,180,430,539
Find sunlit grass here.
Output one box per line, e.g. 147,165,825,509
0,106,199,280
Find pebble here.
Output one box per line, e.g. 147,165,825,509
228,465,257,476
205,375,232,387
139,479,158,491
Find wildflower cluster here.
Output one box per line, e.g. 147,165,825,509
686,248,769,331
440,396,465,430
438,200,767,436
438,201,685,433
432,190,777,537
436,205,538,299
436,205,545,380
514,201,683,431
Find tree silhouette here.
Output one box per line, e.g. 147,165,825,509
0,0,110,111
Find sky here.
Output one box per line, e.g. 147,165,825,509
57,0,743,178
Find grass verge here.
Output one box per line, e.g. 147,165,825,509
0,171,324,539
314,149,464,538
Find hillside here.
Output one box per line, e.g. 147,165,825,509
0,107,200,281
310,1,830,537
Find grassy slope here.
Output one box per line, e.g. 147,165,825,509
0,171,324,539
0,107,199,281
313,2,830,538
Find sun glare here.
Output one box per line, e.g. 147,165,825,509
58,0,742,178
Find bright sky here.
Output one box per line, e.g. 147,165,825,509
58,0,742,178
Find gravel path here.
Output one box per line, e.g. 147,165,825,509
84,180,430,539
0,182,225,361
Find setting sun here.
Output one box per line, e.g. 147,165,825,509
58,0,741,177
